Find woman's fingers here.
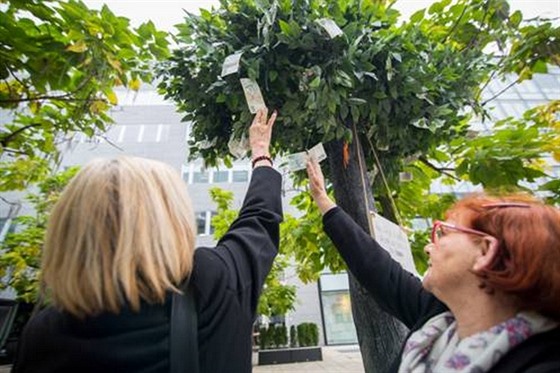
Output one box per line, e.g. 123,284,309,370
252,108,267,127
307,157,324,192
267,110,277,127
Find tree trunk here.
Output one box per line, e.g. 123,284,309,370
325,139,407,373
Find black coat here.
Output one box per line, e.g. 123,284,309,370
323,206,560,373
13,167,283,373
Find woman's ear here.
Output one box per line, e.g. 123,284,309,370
472,237,499,272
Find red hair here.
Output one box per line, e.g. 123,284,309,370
446,193,560,320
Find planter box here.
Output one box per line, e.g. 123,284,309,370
258,346,322,365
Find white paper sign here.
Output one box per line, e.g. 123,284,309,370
316,18,343,39
240,78,267,114
371,212,419,276
221,52,243,77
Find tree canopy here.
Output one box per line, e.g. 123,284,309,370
0,0,169,191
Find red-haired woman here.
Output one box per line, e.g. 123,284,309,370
306,158,560,372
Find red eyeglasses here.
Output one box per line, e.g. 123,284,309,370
431,220,491,244
430,203,529,246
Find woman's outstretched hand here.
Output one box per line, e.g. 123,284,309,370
250,108,277,168
306,157,336,215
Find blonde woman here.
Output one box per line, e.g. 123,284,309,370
13,109,280,373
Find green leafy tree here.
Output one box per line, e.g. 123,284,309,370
209,187,297,317
0,166,79,302
159,0,559,370
395,100,560,255
0,0,169,191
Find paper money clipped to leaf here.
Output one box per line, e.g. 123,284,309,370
316,18,343,39
240,78,267,114
228,133,249,159
221,52,243,77
284,142,328,172
308,142,327,162
285,151,308,171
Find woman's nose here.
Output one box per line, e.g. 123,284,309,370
424,243,434,255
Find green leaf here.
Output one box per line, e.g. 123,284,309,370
309,76,321,88
509,10,522,28
348,97,367,105
279,19,290,33
531,60,548,74
410,9,425,23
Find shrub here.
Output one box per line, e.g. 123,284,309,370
289,325,297,347
259,326,269,350
297,322,319,347
274,324,288,348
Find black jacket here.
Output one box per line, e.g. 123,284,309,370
323,206,560,373
13,166,283,373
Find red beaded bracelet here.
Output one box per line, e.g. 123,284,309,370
251,155,273,168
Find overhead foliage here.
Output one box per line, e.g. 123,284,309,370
159,0,557,172
0,0,169,191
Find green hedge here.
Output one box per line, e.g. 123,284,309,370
259,322,319,349
259,324,288,349
297,322,319,347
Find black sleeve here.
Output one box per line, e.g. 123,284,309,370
210,167,283,314
323,206,440,328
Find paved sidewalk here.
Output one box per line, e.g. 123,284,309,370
0,345,364,373
253,345,364,373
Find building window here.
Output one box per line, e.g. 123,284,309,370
142,125,159,142
320,291,358,345
156,124,171,142
195,211,217,236
182,171,190,183
319,273,358,345
196,212,206,235
193,171,209,184
232,170,249,182
0,217,15,242
209,212,218,235
122,125,138,143
213,170,229,183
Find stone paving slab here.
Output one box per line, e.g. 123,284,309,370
0,345,364,373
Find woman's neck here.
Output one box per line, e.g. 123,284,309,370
447,291,519,339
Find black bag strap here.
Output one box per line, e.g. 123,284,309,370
170,282,199,373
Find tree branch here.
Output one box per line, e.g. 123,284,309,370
0,74,96,104
418,156,460,181
441,3,469,44
0,123,42,147
0,96,104,104
481,79,518,106
0,195,20,207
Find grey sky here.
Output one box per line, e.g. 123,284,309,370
83,0,560,32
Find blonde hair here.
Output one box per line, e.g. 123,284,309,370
42,157,196,318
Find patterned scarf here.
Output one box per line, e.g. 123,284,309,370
399,311,558,372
